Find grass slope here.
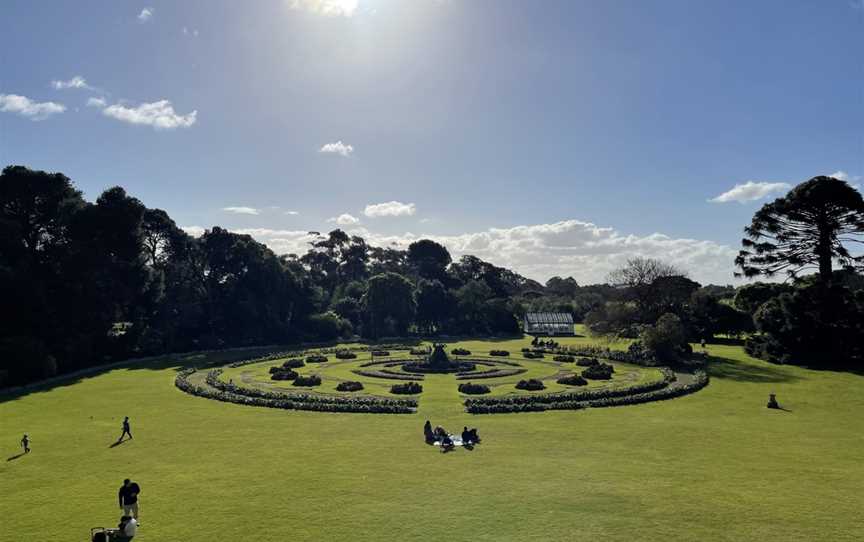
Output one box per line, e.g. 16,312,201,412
1,336,862,541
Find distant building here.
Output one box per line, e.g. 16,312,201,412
523,312,574,336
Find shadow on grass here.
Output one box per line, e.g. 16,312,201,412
706,355,802,384
0,345,289,405
109,439,129,449
6,452,27,461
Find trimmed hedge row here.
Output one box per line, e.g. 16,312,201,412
489,350,510,357
458,382,491,395
465,368,678,413
454,367,526,380
352,369,424,381
523,352,544,359
175,369,417,413
335,351,358,359
271,368,298,381
577,357,598,367
451,348,471,356
391,382,423,394
553,355,575,363
282,359,305,368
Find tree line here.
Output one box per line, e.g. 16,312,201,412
1,167,861,387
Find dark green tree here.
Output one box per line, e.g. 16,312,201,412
736,176,864,284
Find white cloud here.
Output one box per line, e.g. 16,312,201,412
0,94,66,120
222,206,260,215
319,140,354,157
200,219,740,285
829,170,862,183
182,26,200,37
51,76,92,90
138,7,153,22
288,0,359,17
364,201,416,218
87,97,107,108
182,226,206,237
101,100,197,130
285,211,300,216
710,181,791,204
327,213,360,225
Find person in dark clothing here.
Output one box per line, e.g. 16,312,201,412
21,433,30,453
118,479,141,520
440,434,454,453
118,417,132,442
467,428,480,443
461,426,471,445
767,394,780,409
423,420,434,443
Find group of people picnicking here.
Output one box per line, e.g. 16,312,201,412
424,420,481,452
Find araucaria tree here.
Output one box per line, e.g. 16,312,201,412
736,176,864,283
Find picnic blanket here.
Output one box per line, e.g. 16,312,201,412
432,435,463,446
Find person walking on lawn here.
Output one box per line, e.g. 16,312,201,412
118,417,133,442
119,479,141,521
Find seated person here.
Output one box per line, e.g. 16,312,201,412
461,426,471,444
434,426,447,441
109,516,137,541
767,394,780,409
440,434,454,452
467,428,480,443
424,420,434,442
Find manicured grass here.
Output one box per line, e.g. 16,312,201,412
1,337,862,541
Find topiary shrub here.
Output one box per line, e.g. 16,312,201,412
305,354,328,363
557,374,588,386
371,350,390,356
523,351,544,359
391,382,423,394
576,357,598,367
336,381,364,392
271,369,298,381
515,378,546,391
451,348,471,356
582,362,614,380
293,374,322,387
458,382,491,395
554,355,575,362
335,350,357,359
489,350,510,356
282,358,305,368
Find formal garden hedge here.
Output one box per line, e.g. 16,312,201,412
371,350,390,356
282,358,305,368
556,374,587,386
336,381,364,392
454,367,525,380
174,369,417,413
391,382,423,395
451,348,471,356
463,368,709,414
489,350,510,356
458,382,491,395
335,350,357,359
577,357,598,367
293,374,322,387
523,351,544,359
270,368,298,381
582,362,615,380
352,369,423,381
553,355,575,362
306,354,328,363
515,378,546,391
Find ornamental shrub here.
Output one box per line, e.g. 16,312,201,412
553,355,575,362
410,348,428,355
458,382,491,394
576,357,598,367
293,374,322,387
523,351,544,359
582,362,614,380
336,381,364,392
489,350,510,356
282,358,305,368
451,348,471,356
306,354,328,363
391,382,423,394
371,350,390,356
335,350,357,359
271,369,298,381
515,378,545,391
557,374,587,386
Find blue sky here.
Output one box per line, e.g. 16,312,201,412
1,0,862,284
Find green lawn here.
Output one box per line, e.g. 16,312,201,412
1,336,862,541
